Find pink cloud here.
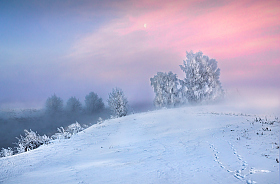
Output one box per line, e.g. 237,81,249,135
66,0,280,92
70,0,280,56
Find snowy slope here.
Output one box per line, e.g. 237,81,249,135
0,105,279,184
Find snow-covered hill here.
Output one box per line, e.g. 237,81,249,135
0,105,279,184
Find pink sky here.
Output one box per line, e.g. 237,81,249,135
1,0,279,109
63,0,280,108
68,0,280,84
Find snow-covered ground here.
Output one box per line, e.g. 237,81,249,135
0,105,279,184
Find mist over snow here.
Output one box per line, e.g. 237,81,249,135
222,87,280,116
0,105,279,183
0,0,279,183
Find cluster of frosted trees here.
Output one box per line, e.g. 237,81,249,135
0,122,85,157
0,88,128,157
151,51,224,107
1,88,129,157
45,89,128,118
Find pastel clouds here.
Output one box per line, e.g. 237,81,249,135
1,0,279,108
70,0,280,58
61,0,280,105
67,0,280,85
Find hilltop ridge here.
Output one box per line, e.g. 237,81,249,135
0,105,279,184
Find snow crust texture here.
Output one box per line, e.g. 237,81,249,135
0,106,279,184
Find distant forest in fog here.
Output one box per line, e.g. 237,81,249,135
0,92,111,149
0,90,154,150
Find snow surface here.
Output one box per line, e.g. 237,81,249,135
0,105,279,184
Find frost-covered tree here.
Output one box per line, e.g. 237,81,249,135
66,122,83,135
15,129,50,153
52,127,71,140
65,97,82,113
180,51,224,103
52,122,84,140
150,72,182,107
16,143,25,154
84,92,105,114
107,88,128,118
0,147,13,157
45,94,64,115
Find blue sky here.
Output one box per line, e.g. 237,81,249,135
1,0,279,109
0,0,115,107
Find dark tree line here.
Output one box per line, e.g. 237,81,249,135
0,88,129,154
0,91,108,151
45,92,104,116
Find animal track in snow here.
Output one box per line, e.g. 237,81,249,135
209,142,255,183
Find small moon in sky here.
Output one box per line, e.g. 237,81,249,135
144,24,147,28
